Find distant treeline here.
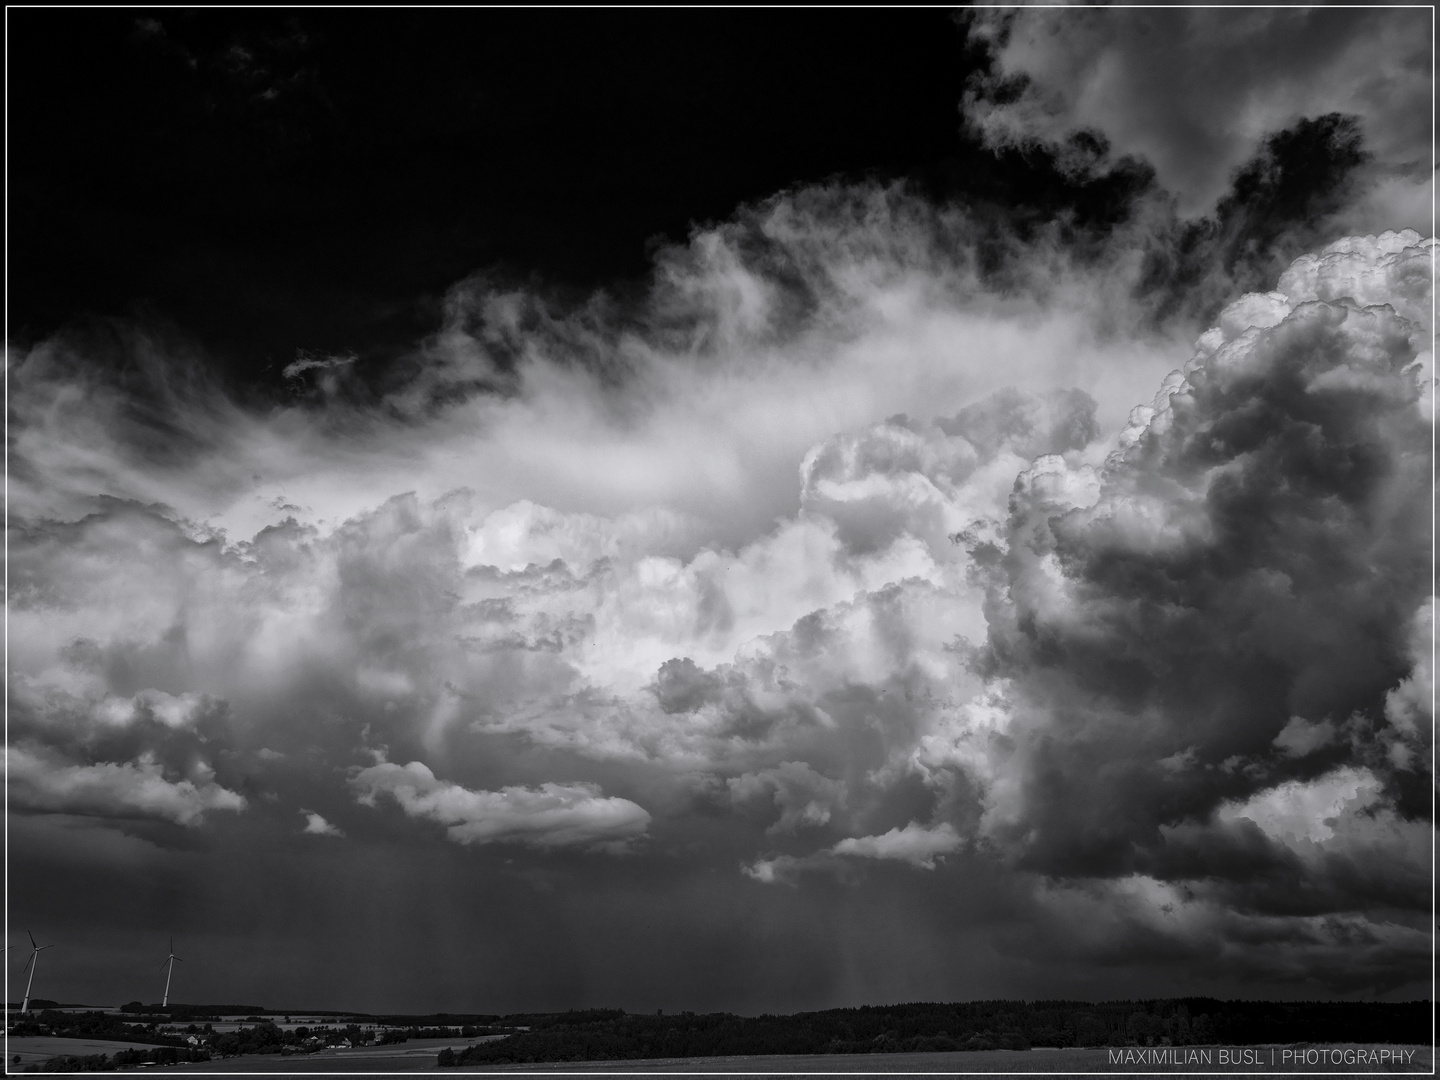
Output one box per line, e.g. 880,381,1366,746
118,1001,267,1018
368,1012,506,1027
8,1010,188,1047
115,1001,507,1024
439,1000,1433,1066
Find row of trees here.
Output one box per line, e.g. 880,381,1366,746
21,1047,212,1073
118,1001,265,1019
440,1000,1432,1066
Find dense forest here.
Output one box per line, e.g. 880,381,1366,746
440,1000,1433,1066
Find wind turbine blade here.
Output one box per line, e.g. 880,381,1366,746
28,930,37,949
160,958,170,972
21,953,35,975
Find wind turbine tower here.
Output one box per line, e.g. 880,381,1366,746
21,932,55,1012
160,938,183,1008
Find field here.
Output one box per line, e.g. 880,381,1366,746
157,1037,490,1072
480,1045,1434,1074
5,1036,164,1068
9,1038,1430,1074
158,1042,1434,1074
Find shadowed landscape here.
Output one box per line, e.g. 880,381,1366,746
7,1000,1432,1072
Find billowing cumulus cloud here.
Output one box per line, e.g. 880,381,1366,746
898,231,1433,988
963,8,1433,230
832,821,963,870
8,746,245,827
1216,767,1382,847
301,810,344,837
7,164,1432,1002
7,185,1187,550
742,821,963,884
349,759,651,852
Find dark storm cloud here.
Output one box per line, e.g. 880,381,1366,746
911,235,1432,987
7,7,1433,1012
7,504,253,830
8,173,1154,1005
10,230,1432,1006
962,7,1432,229
728,762,846,835
1002,874,1430,997
958,7,1433,345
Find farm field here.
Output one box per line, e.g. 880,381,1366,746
5,1036,162,1068
163,1037,491,1072
478,1045,1434,1074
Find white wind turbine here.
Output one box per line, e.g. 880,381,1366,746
20,932,54,1012
160,938,183,1008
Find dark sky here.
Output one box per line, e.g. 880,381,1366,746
6,8,1434,1016
10,10,981,378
